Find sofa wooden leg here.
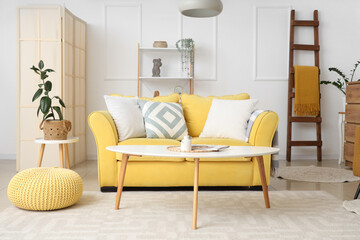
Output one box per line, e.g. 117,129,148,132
115,154,129,210
354,183,360,199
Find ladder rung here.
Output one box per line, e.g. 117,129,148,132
291,141,322,146
290,117,322,123
290,68,321,74
292,20,319,26
292,44,320,51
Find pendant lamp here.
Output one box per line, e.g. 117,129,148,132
179,0,223,18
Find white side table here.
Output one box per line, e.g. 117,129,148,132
34,137,79,169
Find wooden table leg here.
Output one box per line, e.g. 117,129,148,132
59,144,64,168
37,144,46,167
193,158,200,230
64,144,70,169
256,156,270,208
115,154,129,210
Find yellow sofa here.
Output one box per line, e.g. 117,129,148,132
88,93,279,191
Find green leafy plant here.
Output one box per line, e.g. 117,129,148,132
176,38,194,77
30,60,66,120
320,59,360,95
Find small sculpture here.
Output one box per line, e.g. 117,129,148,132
152,58,162,77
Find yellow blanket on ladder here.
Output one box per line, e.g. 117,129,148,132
294,65,320,116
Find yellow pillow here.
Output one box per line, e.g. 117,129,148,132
110,93,180,103
180,93,250,137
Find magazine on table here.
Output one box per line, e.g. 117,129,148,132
191,145,230,151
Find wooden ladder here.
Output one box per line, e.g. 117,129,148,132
286,10,322,162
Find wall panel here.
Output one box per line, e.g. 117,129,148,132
104,4,141,81
253,6,290,81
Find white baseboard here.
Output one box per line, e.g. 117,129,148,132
0,154,16,160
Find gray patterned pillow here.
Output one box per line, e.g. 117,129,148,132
140,101,188,140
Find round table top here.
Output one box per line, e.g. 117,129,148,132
106,145,280,159
34,137,79,144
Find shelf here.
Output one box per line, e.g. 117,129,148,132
139,77,192,80
140,47,178,51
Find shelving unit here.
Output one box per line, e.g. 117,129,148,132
137,43,195,97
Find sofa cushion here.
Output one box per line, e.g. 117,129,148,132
140,101,188,140
104,95,146,141
180,93,250,137
117,138,184,162
200,99,258,141
111,93,180,103
185,138,251,162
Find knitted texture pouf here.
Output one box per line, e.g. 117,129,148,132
7,167,83,211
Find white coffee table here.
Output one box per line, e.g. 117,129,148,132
106,145,280,230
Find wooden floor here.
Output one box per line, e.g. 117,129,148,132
0,159,358,211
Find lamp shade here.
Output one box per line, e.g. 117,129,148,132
179,0,223,18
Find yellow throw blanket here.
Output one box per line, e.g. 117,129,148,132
294,65,320,116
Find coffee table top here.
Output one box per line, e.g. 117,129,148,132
106,145,280,159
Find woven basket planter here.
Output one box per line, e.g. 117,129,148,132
7,167,83,211
40,120,72,140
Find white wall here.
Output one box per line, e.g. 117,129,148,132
1,0,359,161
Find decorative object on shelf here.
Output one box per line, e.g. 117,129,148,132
176,38,194,77
174,86,183,94
153,41,168,48
320,59,360,95
137,43,195,96
152,58,162,77
31,60,71,140
178,0,223,18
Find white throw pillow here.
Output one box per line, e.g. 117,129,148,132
104,95,146,142
199,98,258,141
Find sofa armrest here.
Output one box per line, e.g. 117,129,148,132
248,111,279,147
248,111,279,185
88,111,118,187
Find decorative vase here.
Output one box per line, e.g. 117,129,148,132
153,41,168,48
40,120,72,140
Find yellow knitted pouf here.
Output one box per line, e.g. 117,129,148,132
7,167,83,211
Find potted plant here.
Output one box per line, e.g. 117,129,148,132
176,38,194,77
320,59,360,94
31,60,71,140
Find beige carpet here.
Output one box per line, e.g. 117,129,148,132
274,165,360,183
343,199,360,215
1,191,360,239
